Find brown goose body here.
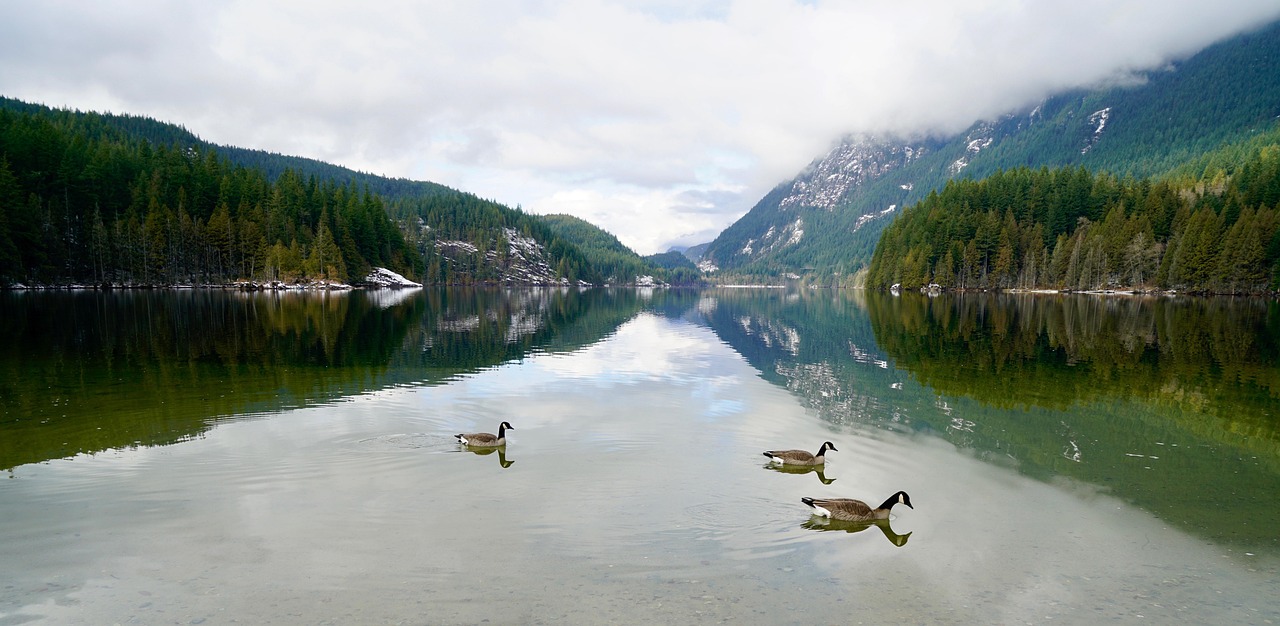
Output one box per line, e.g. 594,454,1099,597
801,491,913,522
456,421,514,447
763,441,837,466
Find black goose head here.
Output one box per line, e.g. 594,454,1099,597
879,490,913,511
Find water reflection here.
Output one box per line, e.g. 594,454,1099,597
800,517,912,546
0,288,646,470
763,462,836,484
867,292,1280,423
695,288,902,431
2,287,1277,624
4,286,1277,554
463,446,514,468
696,288,1280,550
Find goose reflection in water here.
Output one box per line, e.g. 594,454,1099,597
763,462,836,484
801,517,912,546
462,446,514,468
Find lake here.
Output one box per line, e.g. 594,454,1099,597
1,287,1277,624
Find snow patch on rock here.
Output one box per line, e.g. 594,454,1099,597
852,205,899,233
779,139,929,211
1082,108,1111,153
364,267,423,289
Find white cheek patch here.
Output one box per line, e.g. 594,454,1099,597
812,504,833,518
458,436,470,445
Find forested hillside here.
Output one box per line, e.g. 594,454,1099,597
388,196,601,285
538,214,703,285
0,106,412,286
644,250,698,272
704,19,1280,283
866,128,1280,294
0,99,652,287
0,96,455,200
642,251,701,285
538,214,652,283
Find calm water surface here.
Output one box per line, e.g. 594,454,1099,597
1,288,1277,624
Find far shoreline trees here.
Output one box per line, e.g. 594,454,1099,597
867,147,1280,295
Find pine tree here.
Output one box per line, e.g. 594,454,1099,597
307,214,347,282
0,157,22,280
205,202,235,280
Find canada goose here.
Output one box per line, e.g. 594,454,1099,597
800,491,913,522
455,421,514,447
763,441,837,466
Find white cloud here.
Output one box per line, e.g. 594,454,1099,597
527,186,734,254
2,0,1279,253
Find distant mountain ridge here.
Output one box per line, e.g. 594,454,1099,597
703,19,1280,283
677,242,710,263
0,96,455,199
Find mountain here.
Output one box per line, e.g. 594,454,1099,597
385,195,601,286
645,250,697,271
703,19,1280,284
669,242,710,263
539,213,702,285
642,250,703,285
0,96,455,200
538,214,653,283
0,103,420,287
0,98,626,287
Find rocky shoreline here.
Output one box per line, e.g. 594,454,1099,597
4,267,425,291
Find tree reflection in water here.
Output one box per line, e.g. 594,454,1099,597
698,288,1280,548
0,287,647,471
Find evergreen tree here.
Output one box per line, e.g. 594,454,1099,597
867,158,1280,294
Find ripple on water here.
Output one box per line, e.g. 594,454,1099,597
681,493,809,560
356,432,458,452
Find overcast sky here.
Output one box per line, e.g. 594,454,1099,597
3,1,1280,254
